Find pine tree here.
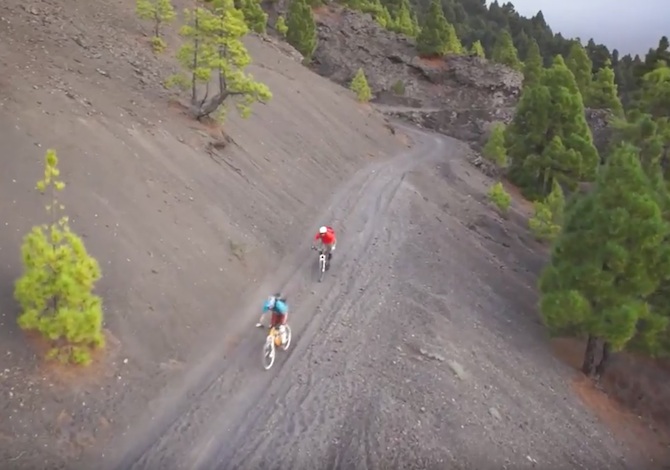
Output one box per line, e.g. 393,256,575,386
522,38,542,87
239,0,267,34
470,40,485,58
538,143,670,376
15,150,105,366
389,0,419,37
361,0,393,30
444,23,463,53
416,0,457,57
587,59,624,116
528,179,565,241
506,55,599,198
167,0,272,121
491,30,521,70
286,0,317,60
350,68,372,102
483,122,507,167
638,63,670,119
136,0,176,53
612,112,670,179
566,40,593,99
275,15,288,37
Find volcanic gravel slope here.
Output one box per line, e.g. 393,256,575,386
102,125,644,470
0,0,659,467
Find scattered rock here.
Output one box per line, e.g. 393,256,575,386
447,359,468,381
489,407,502,421
419,347,445,362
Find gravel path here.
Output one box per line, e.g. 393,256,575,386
101,124,639,470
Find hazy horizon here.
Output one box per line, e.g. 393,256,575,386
487,0,668,56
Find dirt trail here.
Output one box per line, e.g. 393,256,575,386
101,124,644,470
101,122,439,470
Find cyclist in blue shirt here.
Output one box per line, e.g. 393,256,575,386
256,293,289,343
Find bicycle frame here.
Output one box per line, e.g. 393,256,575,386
268,327,282,347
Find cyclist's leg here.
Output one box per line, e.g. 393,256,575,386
270,311,280,329
276,313,288,342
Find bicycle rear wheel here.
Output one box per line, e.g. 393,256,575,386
262,337,276,370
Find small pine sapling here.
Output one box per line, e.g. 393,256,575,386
350,68,372,102
136,0,177,53
483,122,508,168
487,182,512,216
14,150,105,366
275,16,288,38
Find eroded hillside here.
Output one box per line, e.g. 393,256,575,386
0,0,401,466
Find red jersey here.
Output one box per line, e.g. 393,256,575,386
315,226,336,244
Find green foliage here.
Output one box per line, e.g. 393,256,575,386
506,55,599,199
487,182,512,215
522,38,542,87
168,0,272,121
491,30,521,70
482,122,507,167
638,63,670,119
150,36,168,54
275,15,288,38
345,0,418,37
612,111,670,178
350,68,372,102
469,40,485,58
14,150,104,366
391,79,405,95
528,179,565,241
538,143,670,365
239,0,268,34
286,0,317,60
136,0,176,53
387,0,419,37
566,41,593,99
416,0,461,57
359,0,392,31
588,59,624,117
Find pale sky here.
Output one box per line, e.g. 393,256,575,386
488,0,669,56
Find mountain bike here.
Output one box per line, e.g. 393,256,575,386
262,323,292,370
312,245,330,282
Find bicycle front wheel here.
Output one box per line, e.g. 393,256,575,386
281,325,292,351
262,337,276,370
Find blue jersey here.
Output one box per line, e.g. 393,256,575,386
263,298,288,315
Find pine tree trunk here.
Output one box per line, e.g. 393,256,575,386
581,334,597,376
193,92,228,120
594,341,611,377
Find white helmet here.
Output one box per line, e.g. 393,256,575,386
319,226,327,234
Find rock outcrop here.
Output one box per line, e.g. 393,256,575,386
309,7,612,155
381,106,613,155
312,8,522,111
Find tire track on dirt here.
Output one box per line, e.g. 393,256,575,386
105,124,445,470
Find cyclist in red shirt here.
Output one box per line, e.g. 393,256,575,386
313,226,337,267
